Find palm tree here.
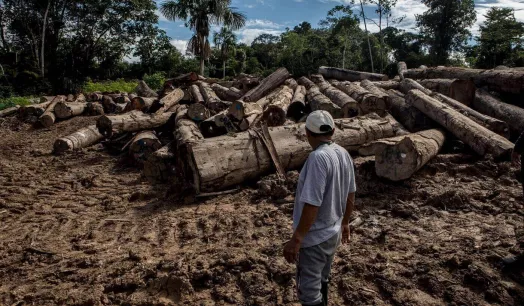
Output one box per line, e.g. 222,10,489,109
213,27,237,79
160,0,246,76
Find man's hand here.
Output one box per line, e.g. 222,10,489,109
342,224,351,244
512,151,521,167
283,238,301,264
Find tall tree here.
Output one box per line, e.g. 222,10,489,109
358,0,374,72
416,0,476,65
160,0,246,76
213,27,236,79
476,7,524,69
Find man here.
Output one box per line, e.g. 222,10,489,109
283,110,356,306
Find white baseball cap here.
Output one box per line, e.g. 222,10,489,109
306,110,335,134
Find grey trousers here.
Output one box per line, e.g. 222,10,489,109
296,231,341,305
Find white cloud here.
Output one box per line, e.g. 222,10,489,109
236,29,283,44
245,19,283,29
171,39,188,53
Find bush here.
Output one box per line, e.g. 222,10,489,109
83,79,138,93
143,72,166,90
0,96,32,111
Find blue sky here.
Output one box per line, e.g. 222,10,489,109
155,0,524,54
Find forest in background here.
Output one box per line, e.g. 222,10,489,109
0,0,522,100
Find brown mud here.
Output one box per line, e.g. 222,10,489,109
0,116,523,305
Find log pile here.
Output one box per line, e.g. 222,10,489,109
3,63,522,192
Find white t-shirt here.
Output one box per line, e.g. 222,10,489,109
293,142,356,248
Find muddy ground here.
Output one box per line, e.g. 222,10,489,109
0,115,524,306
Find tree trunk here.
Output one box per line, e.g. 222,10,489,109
129,131,163,165
319,66,388,82
150,88,184,114
404,67,524,95
41,0,50,78
287,85,307,121
96,110,173,138
188,114,398,192
383,89,434,132
223,60,226,79
360,0,374,73
297,76,317,90
241,67,291,102
372,81,400,90
211,83,243,101
53,125,104,154
400,79,509,137
135,80,158,98
188,103,211,121
284,78,298,91
418,79,476,106
124,97,156,113
473,89,524,137
310,74,359,117
397,62,407,80
143,142,176,182
54,102,86,119
307,87,343,118
406,90,513,157
190,84,205,104
0,105,20,118
331,80,387,116
369,129,446,181
262,86,294,127
39,95,65,128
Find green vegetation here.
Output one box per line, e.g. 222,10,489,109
82,80,139,94
0,97,32,111
143,73,166,91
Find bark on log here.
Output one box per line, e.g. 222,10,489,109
418,79,476,106
319,66,389,82
211,83,243,101
398,62,407,80
190,84,205,104
241,67,291,102
115,95,131,105
124,97,156,113
143,142,176,182
164,72,199,89
101,95,118,114
199,82,228,112
86,102,104,116
96,110,173,138
129,131,163,165
19,101,51,120
0,105,20,118
372,81,400,90
384,89,434,132
297,76,317,90
307,87,343,118
39,96,65,128
262,86,294,126
66,94,75,102
87,93,103,102
76,93,86,103
228,100,264,122
400,79,509,137
404,67,524,95
284,78,298,90
200,111,229,138
188,114,398,192
135,80,158,98
188,103,211,121
473,89,524,136
331,80,387,116
371,129,446,181
406,90,513,157
151,88,184,114
54,102,86,119
311,74,359,117
53,125,104,154
287,85,307,121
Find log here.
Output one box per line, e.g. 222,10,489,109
239,113,262,131
372,81,400,90
241,67,290,102
262,86,294,126
135,80,158,98
53,125,104,154
115,95,131,105
384,89,434,132
235,73,261,91
190,84,205,104
200,111,228,138
418,79,476,106
0,105,20,118
199,82,228,112
54,102,86,119
129,131,163,165
164,72,199,88
398,62,407,80
66,94,75,102
101,95,118,114
19,101,52,120
287,85,307,121
124,97,156,113
211,83,243,101
371,129,446,181
400,79,509,137
39,96,65,128
75,93,86,103
473,89,524,137
143,142,176,182
307,87,343,118
406,90,513,157
87,93,103,102
86,102,104,116
188,103,211,121
151,88,184,114
319,66,388,82
40,96,55,103
228,100,264,122
284,78,298,90
404,67,524,95
188,114,398,192
310,74,359,117
96,110,174,138
297,76,317,90
331,80,387,116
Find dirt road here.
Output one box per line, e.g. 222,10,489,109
0,116,523,305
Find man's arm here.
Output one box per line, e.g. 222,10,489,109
341,192,355,244
284,204,319,263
